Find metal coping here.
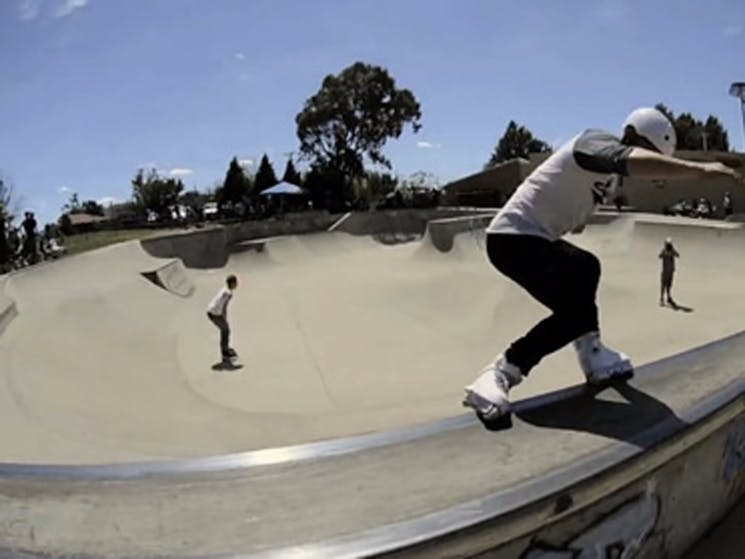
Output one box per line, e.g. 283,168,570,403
247,377,743,559
0,328,743,480
5,373,736,559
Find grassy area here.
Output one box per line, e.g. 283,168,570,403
62,229,163,256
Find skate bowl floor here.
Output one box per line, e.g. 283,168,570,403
0,213,744,464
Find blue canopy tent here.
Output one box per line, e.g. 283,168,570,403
258,182,307,196
258,181,309,214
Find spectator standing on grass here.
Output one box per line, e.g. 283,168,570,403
0,216,10,273
21,211,38,263
723,191,733,217
659,237,679,307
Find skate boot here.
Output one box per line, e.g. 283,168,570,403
573,331,633,385
463,356,523,428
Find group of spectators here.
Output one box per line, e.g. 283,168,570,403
0,211,66,274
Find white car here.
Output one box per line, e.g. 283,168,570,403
202,202,219,220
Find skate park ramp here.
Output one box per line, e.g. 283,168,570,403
0,211,742,557
141,260,195,298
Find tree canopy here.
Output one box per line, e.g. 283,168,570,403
221,157,250,205
254,154,278,194
62,193,104,216
0,176,13,224
131,168,184,218
485,121,551,169
655,103,729,151
296,62,422,181
282,159,303,186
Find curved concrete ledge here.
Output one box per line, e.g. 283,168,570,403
333,208,493,237
0,330,742,558
425,213,494,252
0,278,18,337
140,213,341,269
422,210,642,253
139,209,495,268
140,260,195,298
141,226,229,269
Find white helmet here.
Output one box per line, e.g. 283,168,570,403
622,107,676,157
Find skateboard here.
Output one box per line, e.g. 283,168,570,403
464,371,634,432
214,349,242,370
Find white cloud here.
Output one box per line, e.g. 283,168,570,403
238,159,253,167
57,186,73,195
18,0,42,21
724,24,742,37
417,141,442,149
169,168,194,177
235,52,246,60
55,0,89,18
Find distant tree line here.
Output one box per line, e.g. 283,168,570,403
3,57,738,258
483,103,733,170
654,103,729,151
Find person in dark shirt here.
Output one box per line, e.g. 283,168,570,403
659,238,680,307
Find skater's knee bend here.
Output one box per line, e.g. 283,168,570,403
553,303,598,334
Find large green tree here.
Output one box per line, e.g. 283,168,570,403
0,177,13,268
654,103,729,151
221,157,249,204
1,176,15,223
295,62,422,182
282,159,303,186
63,192,104,216
303,165,347,212
365,170,398,201
80,200,104,216
484,121,551,169
131,168,184,218
254,154,278,194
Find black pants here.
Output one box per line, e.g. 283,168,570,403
207,313,230,356
487,233,601,375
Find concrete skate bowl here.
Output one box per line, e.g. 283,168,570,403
0,213,741,557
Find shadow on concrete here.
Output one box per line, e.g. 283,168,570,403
211,361,244,372
668,300,695,313
516,382,689,449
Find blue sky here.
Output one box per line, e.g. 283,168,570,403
2,0,745,224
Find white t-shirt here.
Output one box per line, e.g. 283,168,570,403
207,287,233,316
486,129,632,240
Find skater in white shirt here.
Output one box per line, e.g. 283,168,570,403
207,274,238,361
464,107,743,426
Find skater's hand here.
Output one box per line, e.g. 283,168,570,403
700,162,744,185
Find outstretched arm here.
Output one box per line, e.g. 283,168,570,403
626,148,744,183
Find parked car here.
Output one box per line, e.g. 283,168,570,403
202,202,219,220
